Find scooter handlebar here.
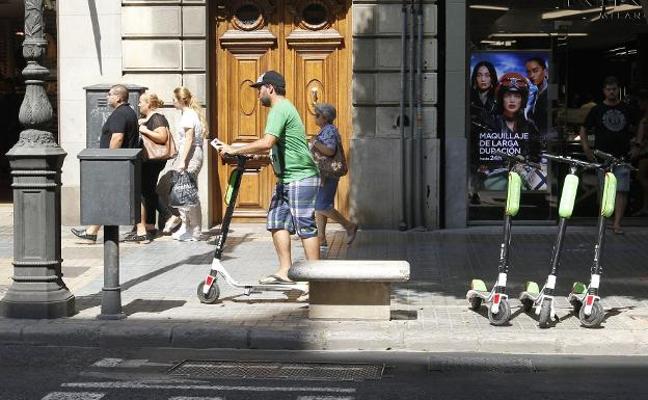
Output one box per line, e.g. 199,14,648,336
542,153,601,170
493,150,542,169
593,150,638,171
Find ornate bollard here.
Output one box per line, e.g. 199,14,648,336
0,0,75,318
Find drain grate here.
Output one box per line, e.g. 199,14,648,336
168,360,384,382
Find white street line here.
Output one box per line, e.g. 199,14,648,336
61,382,356,394
297,397,354,400
91,358,123,368
168,397,224,400
41,393,105,400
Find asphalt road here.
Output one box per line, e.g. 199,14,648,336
1,345,647,400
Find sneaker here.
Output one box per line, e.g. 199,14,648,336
171,224,187,240
173,231,197,242
163,216,182,235
71,228,97,243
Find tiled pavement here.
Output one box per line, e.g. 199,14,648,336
2,204,648,353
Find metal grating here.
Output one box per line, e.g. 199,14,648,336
168,360,384,382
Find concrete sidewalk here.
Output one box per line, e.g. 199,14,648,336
2,205,648,355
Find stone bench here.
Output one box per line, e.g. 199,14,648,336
288,260,410,320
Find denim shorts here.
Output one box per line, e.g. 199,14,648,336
315,177,339,211
599,165,630,193
267,175,320,238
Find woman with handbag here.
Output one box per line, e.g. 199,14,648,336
310,103,358,252
122,92,174,243
157,86,207,241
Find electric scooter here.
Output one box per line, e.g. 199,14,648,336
466,151,542,326
197,154,307,304
567,150,636,328
519,153,600,328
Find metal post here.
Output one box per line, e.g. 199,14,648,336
1,0,75,318
98,226,125,320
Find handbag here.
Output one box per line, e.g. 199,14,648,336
141,117,177,160
312,133,348,178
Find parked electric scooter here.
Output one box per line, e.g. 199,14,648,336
197,153,307,303
466,151,542,326
568,150,636,328
519,153,600,328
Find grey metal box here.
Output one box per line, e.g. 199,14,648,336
78,149,142,226
84,84,147,148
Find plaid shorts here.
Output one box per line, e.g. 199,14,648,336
267,175,320,238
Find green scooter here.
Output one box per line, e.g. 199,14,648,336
519,153,600,328
568,150,636,328
466,151,541,326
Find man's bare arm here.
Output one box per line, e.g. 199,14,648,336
109,132,124,149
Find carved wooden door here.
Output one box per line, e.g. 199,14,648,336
214,0,351,222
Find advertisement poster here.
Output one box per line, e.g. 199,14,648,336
469,51,552,194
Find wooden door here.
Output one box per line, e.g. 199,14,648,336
213,0,351,222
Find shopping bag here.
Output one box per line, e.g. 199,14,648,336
169,171,199,208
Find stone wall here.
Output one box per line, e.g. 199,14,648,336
350,1,439,229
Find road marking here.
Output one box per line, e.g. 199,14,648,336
41,393,105,400
91,358,123,367
168,397,224,400
61,382,355,394
297,397,354,400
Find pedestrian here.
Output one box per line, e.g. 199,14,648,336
157,86,207,241
71,84,139,243
121,92,171,243
217,70,320,284
631,90,648,217
580,76,636,234
309,103,357,252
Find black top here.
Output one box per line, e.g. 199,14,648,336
100,103,139,149
584,102,635,157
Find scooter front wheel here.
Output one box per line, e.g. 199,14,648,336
488,299,511,326
538,298,553,329
579,300,605,328
197,281,220,304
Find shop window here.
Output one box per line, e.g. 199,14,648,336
467,1,648,223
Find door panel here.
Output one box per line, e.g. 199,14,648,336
213,1,351,222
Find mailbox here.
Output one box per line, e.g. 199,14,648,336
78,149,142,226
84,84,147,149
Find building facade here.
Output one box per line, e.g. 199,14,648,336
56,0,441,230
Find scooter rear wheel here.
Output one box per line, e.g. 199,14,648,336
538,298,552,329
197,281,220,304
468,296,482,311
578,300,605,328
488,299,511,326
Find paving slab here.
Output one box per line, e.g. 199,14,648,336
1,207,648,354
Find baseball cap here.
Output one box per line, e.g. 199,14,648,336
250,70,286,89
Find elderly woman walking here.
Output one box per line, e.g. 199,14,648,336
310,103,358,250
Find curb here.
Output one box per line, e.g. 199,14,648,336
2,318,648,356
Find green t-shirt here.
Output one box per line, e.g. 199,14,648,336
265,99,319,183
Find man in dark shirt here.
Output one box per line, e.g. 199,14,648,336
580,76,635,234
72,84,140,242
